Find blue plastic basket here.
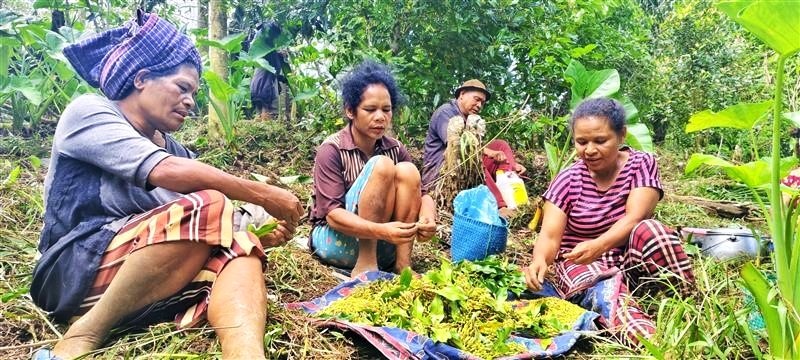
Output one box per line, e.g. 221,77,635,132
450,213,508,262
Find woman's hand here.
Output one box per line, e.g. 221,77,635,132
562,239,606,265
415,216,437,242
514,163,527,175
380,222,418,245
524,257,550,291
484,149,507,163
258,220,295,248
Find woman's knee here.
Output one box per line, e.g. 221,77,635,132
189,189,232,208
631,219,670,240
369,156,397,183
629,219,682,256
394,162,421,185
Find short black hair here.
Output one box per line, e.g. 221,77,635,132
340,60,405,115
570,97,626,136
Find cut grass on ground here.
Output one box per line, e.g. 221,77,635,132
0,130,772,359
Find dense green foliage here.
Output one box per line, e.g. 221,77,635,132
268,0,658,148
1,2,799,357
682,1,800,358
2,0,797,156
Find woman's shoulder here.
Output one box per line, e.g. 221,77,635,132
62,94,121,119
58,94,124,131
380,135,404,149
550,161,586,187
627,148,654,159
625,148,658,168
319,128,346,149
66,93,114,109
314,130,345,162
561,160,588,176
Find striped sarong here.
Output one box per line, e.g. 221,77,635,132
76,190,264,328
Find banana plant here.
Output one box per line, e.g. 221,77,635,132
684,1,800,358
203,70,242,150
1,14,87,133
563,59,654,153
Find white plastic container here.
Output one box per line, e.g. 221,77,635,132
495,170,517,209
508,171,529,206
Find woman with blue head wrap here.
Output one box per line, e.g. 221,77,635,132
31,13,303,360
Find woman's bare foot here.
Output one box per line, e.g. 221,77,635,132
51,322,105,359
350,262,378,279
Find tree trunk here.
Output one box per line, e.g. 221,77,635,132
196,0,209,56
208,0,227,141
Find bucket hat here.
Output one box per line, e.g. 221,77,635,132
454,79,491,101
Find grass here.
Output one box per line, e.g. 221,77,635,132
639,256,767,359
0,124,776,359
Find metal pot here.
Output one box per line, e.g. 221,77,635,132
680,227,769,260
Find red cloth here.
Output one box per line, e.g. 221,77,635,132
555,219,694,345
783,169,800,188
482,139,518,208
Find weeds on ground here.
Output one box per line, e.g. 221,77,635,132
654,200,739,229
1,156,50,359
640,254,768,359
0,125,774,359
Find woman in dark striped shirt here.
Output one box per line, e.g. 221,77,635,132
523,98,695,345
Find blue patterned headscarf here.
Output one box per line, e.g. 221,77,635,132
63,13,202,100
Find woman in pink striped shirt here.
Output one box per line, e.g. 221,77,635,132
523,98,694,345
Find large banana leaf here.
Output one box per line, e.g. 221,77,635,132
684,154,795,188
0,37,17,77
724,158,796,189
203,70,236,102
685,101,773,132
684,153,734,175
4,76,43,106
716,1,800,57
625,123,653,153
615,95,640,122
197,32,247,54
564,59,620,109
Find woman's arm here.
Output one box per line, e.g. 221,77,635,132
148,156,304,224
533,202,567,264
524,201,566,290
416,194,437,241
562,186,660,264
325,208,417,245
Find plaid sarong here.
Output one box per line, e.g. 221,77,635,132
552,219,694,345
75,190,264,328
63,12,201,100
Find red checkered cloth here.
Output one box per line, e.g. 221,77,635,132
783,169,800,188
552,219,694,345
